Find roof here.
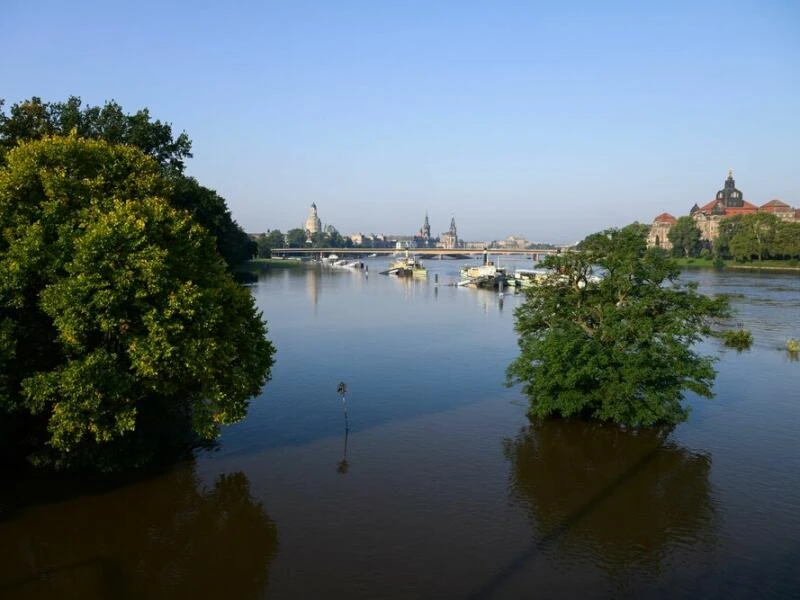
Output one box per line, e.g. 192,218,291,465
760,199,791,210
697,199,759,216
653,212,677,224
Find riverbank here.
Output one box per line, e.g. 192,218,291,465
675,257,800,272
241,257,307,271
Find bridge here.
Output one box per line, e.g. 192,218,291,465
273,247,564,260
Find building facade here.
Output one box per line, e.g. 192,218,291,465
648,171,798,247
646,213,678,250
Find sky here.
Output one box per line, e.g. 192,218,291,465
2,0,799,243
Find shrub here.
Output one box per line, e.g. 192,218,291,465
721,329,753,351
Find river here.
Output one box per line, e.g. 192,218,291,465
1,258,798,599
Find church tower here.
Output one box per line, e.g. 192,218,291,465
716,169,744,208
304,203,322,237
420,213,431,241
440,216,459,249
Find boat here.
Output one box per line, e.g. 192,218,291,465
342,260,365,269
458,261,513,290
513,268,551,288
513,267,603,288
381,254,427,277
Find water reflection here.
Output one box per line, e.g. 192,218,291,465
337,382,350,474
0,466,278,600
306,267,319,311
337,428,350,475
482,421,715,597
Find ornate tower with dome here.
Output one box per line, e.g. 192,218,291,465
304,203,321,238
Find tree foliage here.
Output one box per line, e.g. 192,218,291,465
255,230,286,257
0,97,255,267
715,213,799,261
507,224,730,427
170,176,256,266
727,212,779,261
285,228,308,248
667,216,702,258
0,96,191,172
0,136,274,470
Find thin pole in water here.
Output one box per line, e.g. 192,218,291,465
337,381,349,431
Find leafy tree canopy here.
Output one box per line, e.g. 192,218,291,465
727,212,780,262
285,228,308,248
255,230,286,258
0,135,274,470
667,216,702,258
170,176,256,266
0,97,255,267
507,224,729,427
0,96,191,172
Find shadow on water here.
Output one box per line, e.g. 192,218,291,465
467,421,715,599
0,464,278,600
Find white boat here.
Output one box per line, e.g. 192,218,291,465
458,261,511,289
513,268,603,288
513,268,551,288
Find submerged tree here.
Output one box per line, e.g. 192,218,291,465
506,224,729,427
0,135,274,470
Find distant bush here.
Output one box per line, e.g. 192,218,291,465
721,329,753,351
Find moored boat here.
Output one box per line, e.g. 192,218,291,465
458,261,513,289
382,255,427,277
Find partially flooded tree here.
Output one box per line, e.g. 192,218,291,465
507,224,729,427
0,136,274,470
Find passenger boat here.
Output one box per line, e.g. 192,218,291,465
513,268,551,288
513,268,603,288
458,261,513,289
383,255,427,277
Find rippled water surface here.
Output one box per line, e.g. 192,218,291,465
2,259,799,599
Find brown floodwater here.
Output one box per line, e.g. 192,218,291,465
1,261,798,599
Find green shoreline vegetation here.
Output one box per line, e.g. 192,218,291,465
674,257,800,271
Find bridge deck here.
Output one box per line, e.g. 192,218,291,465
274,248,560,257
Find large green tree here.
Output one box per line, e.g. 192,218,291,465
170,176,256,266
773,220,800,259
0,135,274,470
667,216,702,258
728,212,780,262
507,224,729,427
256,230,286,257
713,214,745,259
285,228,308,248
0,96,191,171
0,97,254,267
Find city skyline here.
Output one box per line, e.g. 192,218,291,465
3,1,799,243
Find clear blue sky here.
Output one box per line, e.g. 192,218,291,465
3,0,798,243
